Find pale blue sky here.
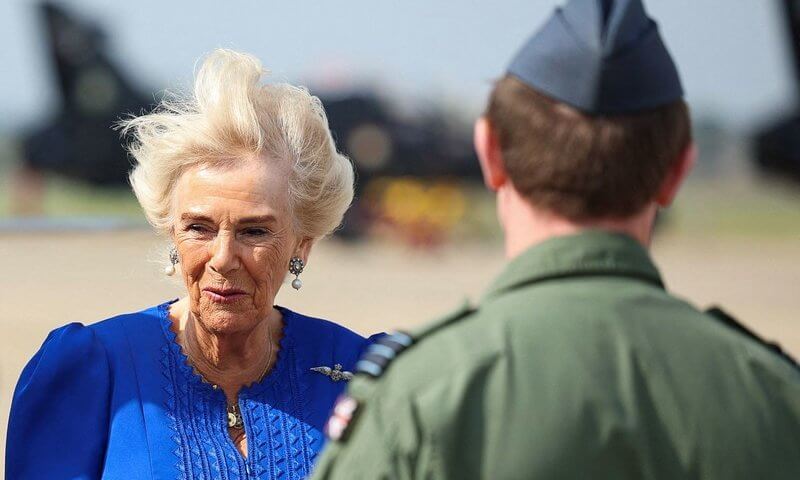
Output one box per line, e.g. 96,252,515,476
0,0,795,131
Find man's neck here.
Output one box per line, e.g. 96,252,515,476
498,185,657,260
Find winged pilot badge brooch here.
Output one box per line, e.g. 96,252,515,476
310,363,354,382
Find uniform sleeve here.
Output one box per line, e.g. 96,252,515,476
312,397,395,480
6,323,111,480
311,379,438,480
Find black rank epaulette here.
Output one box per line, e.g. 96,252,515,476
354,332,414,378
707,306,800,373
354,303,475,379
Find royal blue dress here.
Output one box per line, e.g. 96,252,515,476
7,300,375,480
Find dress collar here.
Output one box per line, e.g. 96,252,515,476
483,230,664,302
157,300,295,397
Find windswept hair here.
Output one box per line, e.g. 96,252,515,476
119,49,354,239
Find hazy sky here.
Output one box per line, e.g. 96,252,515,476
0,0,796,132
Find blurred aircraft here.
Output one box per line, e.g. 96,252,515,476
19,1,480,242
22,1,153,186
753,0,800,183
322,94,480,241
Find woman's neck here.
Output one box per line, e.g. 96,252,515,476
173,300,281,401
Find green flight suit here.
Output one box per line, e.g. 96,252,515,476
313,231,800,480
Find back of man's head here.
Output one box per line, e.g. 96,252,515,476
487,78,690,220
485,0,691,222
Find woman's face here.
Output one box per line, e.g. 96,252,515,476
170,156,308,333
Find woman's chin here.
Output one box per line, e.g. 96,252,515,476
195,300,261,333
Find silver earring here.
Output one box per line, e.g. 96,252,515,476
164,246,178,276
289,257,305,290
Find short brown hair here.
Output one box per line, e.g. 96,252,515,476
486,75,691,220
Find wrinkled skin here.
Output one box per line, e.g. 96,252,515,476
171,156,309,337
167,155,311,457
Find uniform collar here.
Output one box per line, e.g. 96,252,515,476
484,230,664,301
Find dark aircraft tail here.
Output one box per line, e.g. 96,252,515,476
753,0,800,182
23,1,153,186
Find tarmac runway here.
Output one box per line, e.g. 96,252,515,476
1,229,798,474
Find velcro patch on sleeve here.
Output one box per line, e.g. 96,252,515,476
325,394,361,442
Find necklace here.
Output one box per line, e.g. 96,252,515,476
181,312,277,430
227,403,245,430
226,321,274,430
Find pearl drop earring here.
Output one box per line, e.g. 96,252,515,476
289,257,305,290
165,247,179,276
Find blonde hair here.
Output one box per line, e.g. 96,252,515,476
120,49,354,239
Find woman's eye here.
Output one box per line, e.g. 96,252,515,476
243,228,270,237
187,224,211,233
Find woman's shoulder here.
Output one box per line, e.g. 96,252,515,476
279,307,365,344
88,300,174,333
23,322,109,379
278,307,382,362
12,321,112,420
6,304,153,478
12,301,174,409
278,307,384,375
25,300,174,373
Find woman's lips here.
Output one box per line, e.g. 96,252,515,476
202,287,248,304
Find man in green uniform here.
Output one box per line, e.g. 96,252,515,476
312,0,800,478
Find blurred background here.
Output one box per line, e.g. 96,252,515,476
1,0,800,473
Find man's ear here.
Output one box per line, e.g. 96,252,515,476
474,117,507,191
656,142,697,207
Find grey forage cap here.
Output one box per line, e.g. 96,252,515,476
507,0,684,115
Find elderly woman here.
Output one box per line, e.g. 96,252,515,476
7,49,374,479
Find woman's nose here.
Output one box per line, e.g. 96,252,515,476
208,232,241,274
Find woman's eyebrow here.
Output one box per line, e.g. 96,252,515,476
178,213,277,224
180,213,215,223
238,215,277,224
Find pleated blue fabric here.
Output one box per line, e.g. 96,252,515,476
7,300,375,479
